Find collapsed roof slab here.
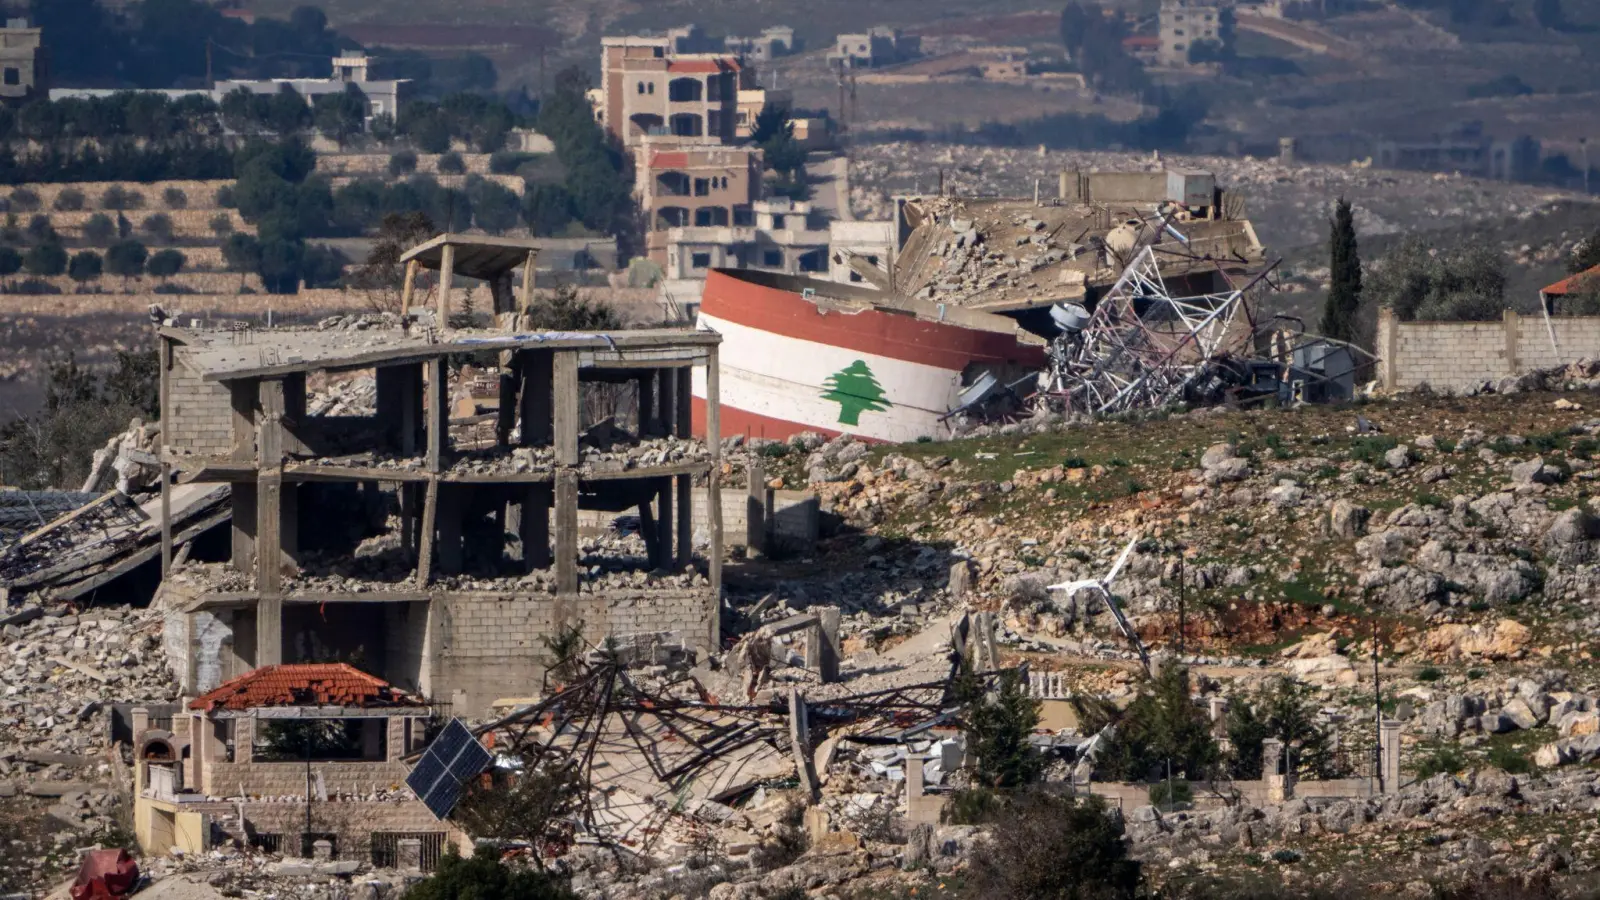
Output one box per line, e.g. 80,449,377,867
166,326,721,383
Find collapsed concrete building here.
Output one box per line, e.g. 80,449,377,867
154,235,727,717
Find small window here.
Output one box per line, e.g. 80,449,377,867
763,250,783,267
1174,29,1185,36
1173,42,1185,50
694,178,710,196
771,214,786,229
648,83,656,94
637,82,645,94
1175,13,1184,20
691,252,712,269
733,207,754,226
3,68,18,86
866,255,879,266
849,271,863,283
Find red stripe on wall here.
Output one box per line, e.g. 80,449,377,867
701,270,1047,372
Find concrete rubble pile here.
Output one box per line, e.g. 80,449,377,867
849,142,1584,251
0,603,177,843
444,436,710,477
81,419,162,496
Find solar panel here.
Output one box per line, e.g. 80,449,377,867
406,718,493,820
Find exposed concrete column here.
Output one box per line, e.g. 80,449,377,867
705,348,722,649
235,717,254,764
437,241,455,324
555,471,579,594
1504,308,1520,375
520,251,536,313
1380,719,1402,794
789,688,817,803
400,259,419,318
1378,307,1397,390
256,596,282,667
676,472,693,569
746,458,766,558
425,357,448,472
656,477,674,569
552,351,579,466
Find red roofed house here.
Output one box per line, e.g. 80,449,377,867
134,664,461,868
1540,263,1600,313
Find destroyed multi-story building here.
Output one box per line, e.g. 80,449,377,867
156,234,726,717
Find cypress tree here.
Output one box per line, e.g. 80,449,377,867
1320,197,1362,343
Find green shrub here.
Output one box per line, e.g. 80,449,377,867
9,188,40,211
388,150,418,178
100,185,144,211
942,787,1007,825
437,151,466,174
1064,455,1090,469
162,187,189,209
1487,744,1533,774
1148,778,1193,807
1347,435,1399,466
53,189,85,211
1417,667,1443,682
966,792,1140,900
1414,744,1467,778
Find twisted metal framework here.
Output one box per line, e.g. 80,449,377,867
448,655,985,854
1046,245,1266,414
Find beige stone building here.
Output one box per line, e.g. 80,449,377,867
598,37,752,148
0,18,46,102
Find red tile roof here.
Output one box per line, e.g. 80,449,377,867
1122,35,1161,48
189,664,425,712
1543,263,1600,296
650,151,690,169
667,58,739,74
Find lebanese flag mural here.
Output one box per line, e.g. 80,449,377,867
690,270,1047,443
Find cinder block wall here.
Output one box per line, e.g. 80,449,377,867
433,589,716,712
166,360,234,455
1378,309,1600,392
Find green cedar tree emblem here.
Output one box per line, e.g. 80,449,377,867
819,359,891,426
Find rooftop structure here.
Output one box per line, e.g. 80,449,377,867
134,664,453,867
214,54,411,127
189,662,426,712
157,235,726,717
888,168,1261,317
597,37,752,148
827,27,921,70
724,26,798,63
635,137,764,234
1158,0,1226,67
0,18,46,102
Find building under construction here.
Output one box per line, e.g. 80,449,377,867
157,235,726,715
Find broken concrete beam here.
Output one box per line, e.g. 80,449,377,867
0,606,42,629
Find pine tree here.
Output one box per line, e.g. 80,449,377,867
819,360,890,426
1320,197,1362,343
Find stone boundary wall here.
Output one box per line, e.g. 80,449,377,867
1377,307,1600,392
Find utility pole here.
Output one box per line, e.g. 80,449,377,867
304,733,312,857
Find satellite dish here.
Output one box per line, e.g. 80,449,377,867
956,370,1001,408
1051,303,1090,334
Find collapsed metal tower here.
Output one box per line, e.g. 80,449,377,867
1044,245,1267,415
